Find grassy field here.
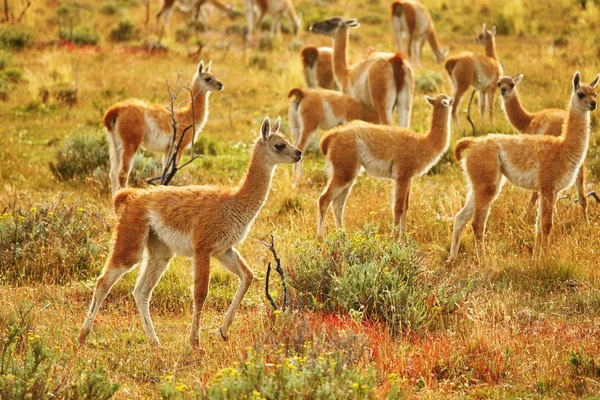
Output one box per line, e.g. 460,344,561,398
1,0,600,398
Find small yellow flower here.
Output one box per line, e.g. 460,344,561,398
30,207,37,212
352,382,359,390
48,212,53,217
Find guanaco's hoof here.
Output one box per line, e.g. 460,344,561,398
219,327,228,342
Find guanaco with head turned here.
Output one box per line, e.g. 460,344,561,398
288,87,380,181
104,60,223,195
497,74,588,221
310,17,415,127
445,23,502,130
78,117,302,350
300,46,339,90
316,94,453,240
245,0,302,39
391,1,448,65
449,72,599,266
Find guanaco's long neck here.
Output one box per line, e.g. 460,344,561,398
485,38,497,59
561,103,590,158
234,144,276,218
177,90,209,133
502,92,533,133
333,26,350,91
424,108,451,154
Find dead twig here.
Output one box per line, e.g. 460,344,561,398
464,89,477,137
587,191,600,204
264,233,287,311
15,0,30,24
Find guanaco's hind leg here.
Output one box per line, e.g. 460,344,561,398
392,177,412,240
575,166,588,223
449,60,474,130
448,191,475,262
317,165,359,239
189,250,211,349
534,188,557,260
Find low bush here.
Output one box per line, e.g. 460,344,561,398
289,223,466,334
59,25,100,46
0,26,32,50
109,19,138,42
50,131,109,181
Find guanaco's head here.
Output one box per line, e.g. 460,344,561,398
259,117,302,164
475,23,496,45
309,17,360,38
192,60,224,94
497,74,523,99
572,71,599,112
425,93,453,110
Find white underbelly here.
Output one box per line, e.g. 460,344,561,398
148,211,194,257
143,114,173,153
357,138,395,179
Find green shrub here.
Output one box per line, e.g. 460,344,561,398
109,19,138,42
99,0,119,15
0,202,108,285
59,25,100,46
0,26,32,50
0,305,120,399
289,223,465,334
192,136,218,156
0,50,11,69
415,71,444,94
50,131,109,181
0,67,24,83
587,135,600,180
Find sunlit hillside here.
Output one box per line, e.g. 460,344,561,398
1,0,600,398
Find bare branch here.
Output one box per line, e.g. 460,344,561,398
264,233,287,311
465,89,477,137
15,0,30,24
587,191,600,204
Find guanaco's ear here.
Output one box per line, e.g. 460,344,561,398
514,74,524,85
261,117,271,140
490,25,497,36
198,60,205,74
590,74,600,88
344,18,360,28
206,60,212,72
271,116,281,132
424,95,435,106
573,71,581,91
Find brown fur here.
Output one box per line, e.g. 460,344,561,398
246,0,301,39
78,117,302,350
316,94,453,240
301,46,337,89
389,52,405,93
155,0,236,33
498,74,588,220
448,72,599,266
105,61,223,195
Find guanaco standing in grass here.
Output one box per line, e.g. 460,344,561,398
300,46,339,90
448,72,598,265
445,23,502,130
288,87,380,181
103,60,223,195
78,117,302,350
155,0,237,33
497,74,588,222
245,0,302,39
310,17,415,127
391,0,448,65
316,94,453,240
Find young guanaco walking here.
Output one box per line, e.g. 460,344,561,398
288,87,380,181
245,0,302,40
300,46,339,90
445,24,502,130
104,60,223,195
77,117,302,350
155,0,237,33
449,72,598,265
310,17,414,127
391,0,448,65
316,94,453,240
497,74,588,221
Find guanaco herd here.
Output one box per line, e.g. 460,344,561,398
78,0,599,350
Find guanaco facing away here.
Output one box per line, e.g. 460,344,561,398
300,46,339,90
78,117,302,350
445,24,502,131
104,60,223,195
317,94,453,240
245,0,302,40
497,74,588,222
155,0,238,33
449,72,598,266
391,0,448,65
310,17,415,127
288,87,380,181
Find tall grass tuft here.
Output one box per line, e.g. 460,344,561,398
50,130,109,181
289,223,466,334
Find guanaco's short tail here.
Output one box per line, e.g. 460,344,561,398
113,188,136,213
454,138,476,161
300,46,319,68
320,133,335,157
391,1,403,17
445,57,458,76
103,106,120,132
288,88,305,101
389,52,406,93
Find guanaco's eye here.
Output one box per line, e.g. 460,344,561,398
204,77,211,82
510,83,515,88
275,143,286,151
497,82,501,87
577,92,585,99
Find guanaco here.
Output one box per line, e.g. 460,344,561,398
245,0,302,39
155,0,237,32
445,23,502,130
498,74,588,221
288,87,380,180
449,72,598,265
310,17,415,127
391,1,448,65
104,60,223,195
300,46,339,90
317,94,453,240
78,117,302,350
